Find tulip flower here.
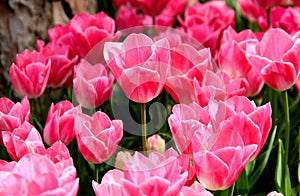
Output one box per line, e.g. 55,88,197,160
73,59,114,109
104,33,170,103
252,0,284,9
9,49,50,98
0,96,30,144
0,153,79,195
114,151,132,170
37,40,78,88
147,134,165,153
48,12,116,61
219,26,259,78
74,109,123,164
2,122,45,161
237,0,266,23
179,1,235,56
190,96,271,190
43,100,75,146
165,44,212,103
180,182,213,196
246,28,300,91
130,0,171,16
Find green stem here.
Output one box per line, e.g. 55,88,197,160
95,164,100,183
282,90,290,194
140,103,147,153
227,183,235,196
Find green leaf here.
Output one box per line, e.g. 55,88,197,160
275,139,284,192
249,126,277,189
284,164,291,196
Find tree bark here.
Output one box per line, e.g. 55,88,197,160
0,0,97,97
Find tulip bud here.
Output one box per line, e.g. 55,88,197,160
114,151,132,170
147,134,165,153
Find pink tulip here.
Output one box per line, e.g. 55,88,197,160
104,33,170,103
92,169,123,196
165,44,212,103
2,122,45,161
180,182,213,196
37,40,78,88
130,0,171,16
190,96,271,190
246,28,300,91
49,12,115,60
74,110,123,164
122,148,188,195
219,26,259,78
267,191,284,196
252,0,284,9
0,153,79,195
43,100,75,146
244,66,264,97
237,0,266,23
193,70,247,107
115,5,152,30
0,96,30,144
9,49,50,98
179,1,235,56
73,59,114,109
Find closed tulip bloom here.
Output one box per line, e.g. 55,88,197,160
73,59,114,109
0,96,30,144
104,33,170,103
246,28,300,91
147,134,165,153
114,151,132,170
9,49,50,98
191,96,271,190
43,100,75,146
0,153,79,195
37,40,78,88
2,122,45,161
75,110,123,164
237,0,266,23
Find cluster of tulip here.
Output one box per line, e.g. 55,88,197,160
1,0,300,195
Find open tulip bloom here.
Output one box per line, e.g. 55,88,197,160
3,0,300,195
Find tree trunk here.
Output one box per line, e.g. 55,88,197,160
0,0,97,97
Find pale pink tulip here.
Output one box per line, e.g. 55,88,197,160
43,100,75,146
104,33,170,103
37,40,78,88
73,59,114,109
75,110,123,164
179,1,235,56
165,44,212,103
9,49,50,98
246,28,300,91
0,153,78,195
0,96,30,144
2,122,45,161
115,151,132,170
267,191,284,196
147,134,165,153
190,96,272,190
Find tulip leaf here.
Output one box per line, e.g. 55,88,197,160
275,139,284,192
249,126,277,189
284,164,291,196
